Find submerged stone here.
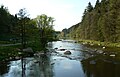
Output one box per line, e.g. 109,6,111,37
51,62,55,65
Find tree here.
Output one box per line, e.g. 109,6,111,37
95,0,100,8
87,2,93,12
35,14,55,51
0,5,10,35
0,5,19,41
67,0,120,43
17,8,29,48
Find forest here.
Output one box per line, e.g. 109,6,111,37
0,0,120,76
63,0,120,43
0,5,57,60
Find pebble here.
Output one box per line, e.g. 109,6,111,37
110,54,115,57
102,47,106,49
97,50,103,54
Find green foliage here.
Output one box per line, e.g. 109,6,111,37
67,0,120,43
35,14,55,51
17,8,30,48
78,39,120,48
0,5,20,40
0,5,11,35
87,2,93,12
0,5,56,60
0,45,21,61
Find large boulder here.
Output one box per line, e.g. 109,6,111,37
23,47,33,53
23,47,34,56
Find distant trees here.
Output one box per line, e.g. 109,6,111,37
66,0,120,43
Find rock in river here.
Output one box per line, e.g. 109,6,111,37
54,48,58,50
59,49,66,51
64,51,71,55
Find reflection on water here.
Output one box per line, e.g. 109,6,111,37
82,56,120,77
51,56,85,77
0,56,53,77
0,40,120,77
0,62,9,76
38,54,53,77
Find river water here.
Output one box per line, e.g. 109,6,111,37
0,40,120,77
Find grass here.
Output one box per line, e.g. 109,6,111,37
27,41,43,52
0,41,13,44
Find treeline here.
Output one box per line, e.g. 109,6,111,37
0,6,37,41
0,5,56,50
66,0,120,43
0,6,19,40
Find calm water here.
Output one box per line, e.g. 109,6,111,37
0,40,120,77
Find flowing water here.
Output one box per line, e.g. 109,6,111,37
0,40,120,77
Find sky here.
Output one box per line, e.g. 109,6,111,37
0,0,97,31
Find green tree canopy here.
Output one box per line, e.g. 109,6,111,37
35,14,55,51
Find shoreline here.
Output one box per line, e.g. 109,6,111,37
76,39,120,48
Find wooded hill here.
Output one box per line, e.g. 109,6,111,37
67,0,120,43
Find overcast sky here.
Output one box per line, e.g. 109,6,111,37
0,0,97,31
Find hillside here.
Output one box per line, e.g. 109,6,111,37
66,0,120,43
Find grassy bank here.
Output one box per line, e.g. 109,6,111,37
76,39,120,53
0,40,46,61
77,39,120,48
0,41,16,44
0,45,21,61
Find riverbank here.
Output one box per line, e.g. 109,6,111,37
74,39,120,54
77,39,120,48
1,40,120,77
0,45,21,61
0,40,50,61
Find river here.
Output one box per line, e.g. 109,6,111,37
0,40,120,77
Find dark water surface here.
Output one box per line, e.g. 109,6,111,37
0,40,120,77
